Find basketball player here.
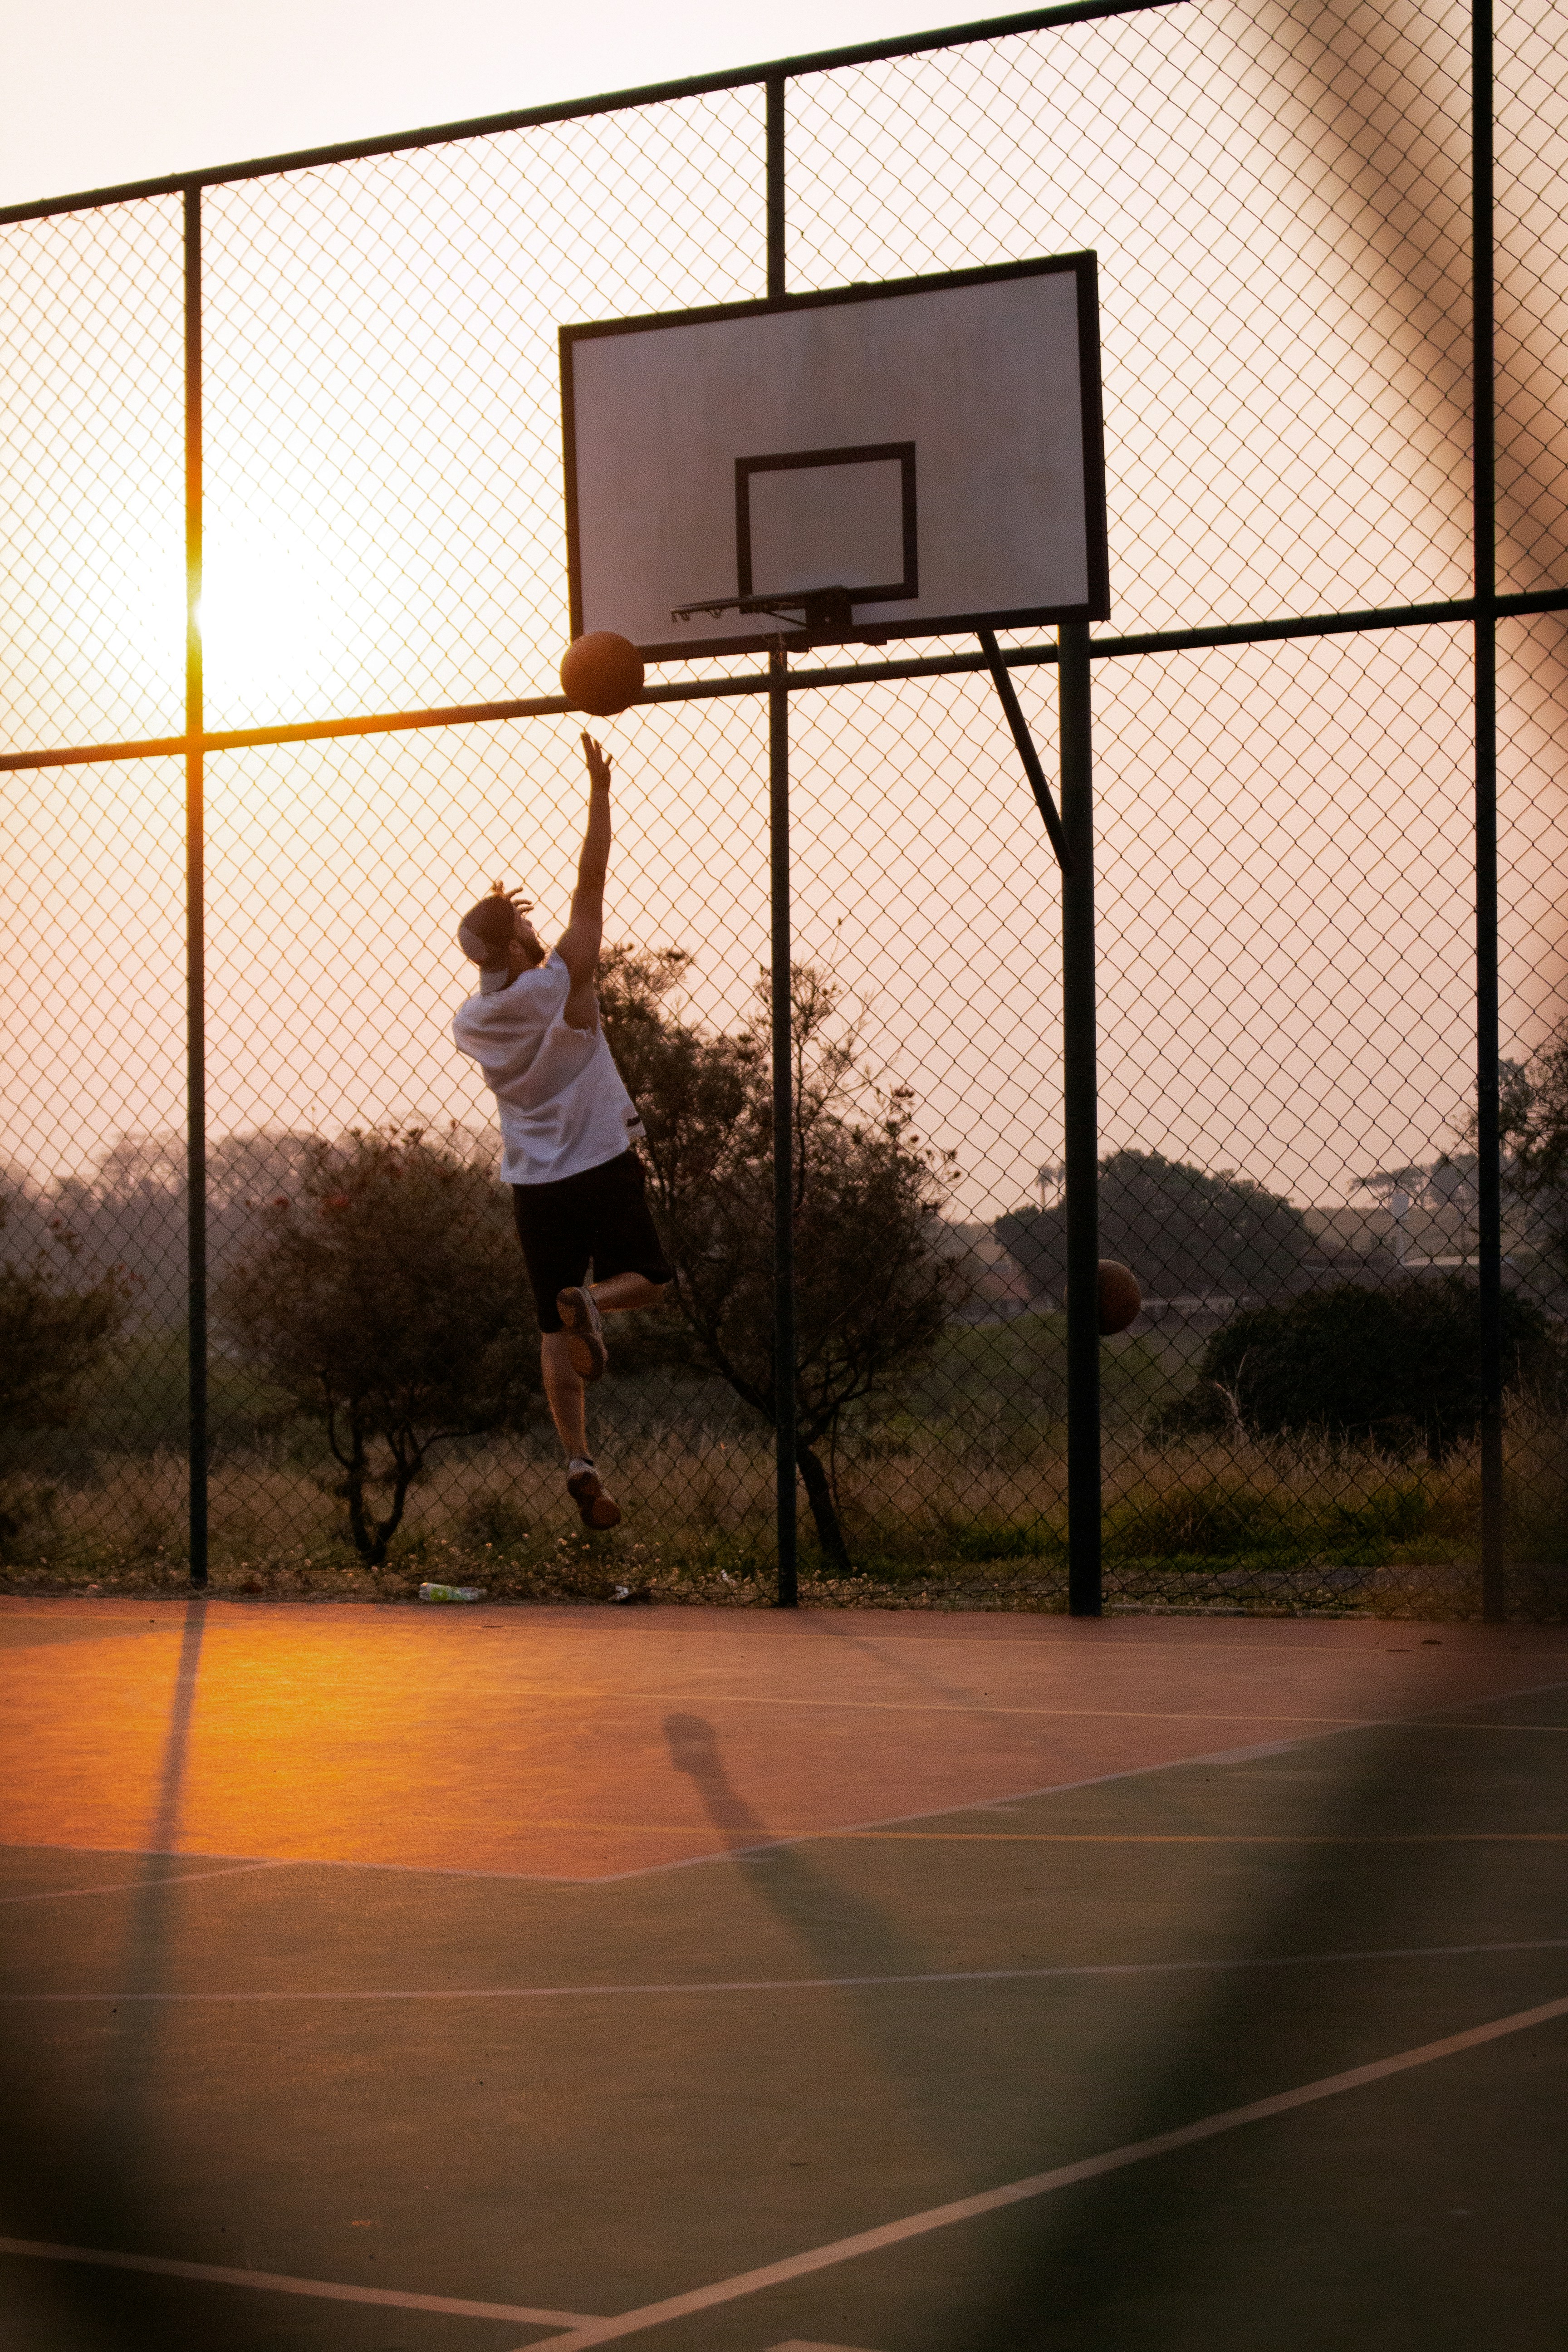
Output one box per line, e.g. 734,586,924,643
452,733,671,1530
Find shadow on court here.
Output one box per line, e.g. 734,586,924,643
961,1654,1568,2352
2,1607,1566,2352
0,1599,289,2349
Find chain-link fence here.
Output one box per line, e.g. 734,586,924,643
2,0,1565,1617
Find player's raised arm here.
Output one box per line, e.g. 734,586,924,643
557,732,612,1031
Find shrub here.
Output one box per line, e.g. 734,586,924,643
0,1198,129,1555
218,1128,540,1566
0,1201,129,1437
1159,1275,1558,1463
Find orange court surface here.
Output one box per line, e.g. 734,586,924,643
3,1597,1567,2350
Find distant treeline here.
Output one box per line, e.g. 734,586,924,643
996,1150,1328,1307
1,1127,497,1323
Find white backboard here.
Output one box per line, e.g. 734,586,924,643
561,255,1107,660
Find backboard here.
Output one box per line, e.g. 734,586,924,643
560,255,1107,661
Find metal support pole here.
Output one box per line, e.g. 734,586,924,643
1473,0,1504,1620
770,645,798,1606
976,627,1072,874
1060,620,1101,1615
765,73,786,299
764,78,798,1607
184,188,208,1592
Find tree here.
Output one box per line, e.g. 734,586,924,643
219,1127,539,1566
996,1149,1314,1305
0,1196,129,1549
1495,1037,1568,1274
1161,1275,1557,1464
0,1197,128,1435
599,950,956,1573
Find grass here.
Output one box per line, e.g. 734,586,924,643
5,1396,1566,1620
3,1315,1563,1618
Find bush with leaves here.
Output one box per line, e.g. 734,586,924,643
0,1199,129,1436
997,1149,1314,1306
600,950,957,1572
1493,1036,1568,1289
0,1197,129,1549
219,1128,539,1565
1157,1274,1558,1464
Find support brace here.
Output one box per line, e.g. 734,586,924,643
977,627,1073,876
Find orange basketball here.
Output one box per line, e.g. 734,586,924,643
559,631,644,718
1098,1259,1142,1336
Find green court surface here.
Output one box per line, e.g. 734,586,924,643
1,1599,1565,2350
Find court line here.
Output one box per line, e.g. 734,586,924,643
823,1829,1568,1842
5,1679,1564,1891
1402,1721,1568,1733
518,1989,1568,2350
0,1740,1306,1888
408,1674,1568,1883
6,1932,1567,2004
18,1825,1553,1850
0,2237,594,2327
9,1602,1563,1663
220,1681,1559,1730
0,1738,1298,1891
0,1860,298,1906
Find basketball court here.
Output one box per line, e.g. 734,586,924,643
3,1597,1566,2350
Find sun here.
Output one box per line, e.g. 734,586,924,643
197,534,332,710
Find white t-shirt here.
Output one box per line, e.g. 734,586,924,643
452,951,646,1186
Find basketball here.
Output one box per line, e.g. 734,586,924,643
1098,1259,1142,1336
559,631,644,718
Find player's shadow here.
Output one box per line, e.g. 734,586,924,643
662,1705,977,2142
663,1707,935,1980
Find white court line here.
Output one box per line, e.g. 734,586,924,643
222,1679,1568,1732
4,1677,1563,1892
529,1674,1568,1884
9,1994,1566,2342
0,2237,595,2329
6,1932,1566,2005
0,1741,1308,1891
519,1989,1568,2351
0,1860,297,1906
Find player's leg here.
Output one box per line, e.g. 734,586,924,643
554,1268,665,1379
539,1332,589,1457
555,1151,673,1380
511,1177,622,1530
587,1270,668,1312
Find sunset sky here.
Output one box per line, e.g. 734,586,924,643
1,0,965,208
3,0,1563,1224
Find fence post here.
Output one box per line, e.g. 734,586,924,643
765,71,786,302
1472,0,1504,1622
769,644,798,1607
1060,621,1101,1615
764,74,799,1607
184,186,208,1593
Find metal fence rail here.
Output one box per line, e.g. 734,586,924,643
2,0,1565,1619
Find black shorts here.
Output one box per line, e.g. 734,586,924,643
511,1149,673,1331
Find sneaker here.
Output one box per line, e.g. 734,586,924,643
556,1285,608,1382
567,1457,622,1531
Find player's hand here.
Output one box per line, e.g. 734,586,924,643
581,732,613,793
